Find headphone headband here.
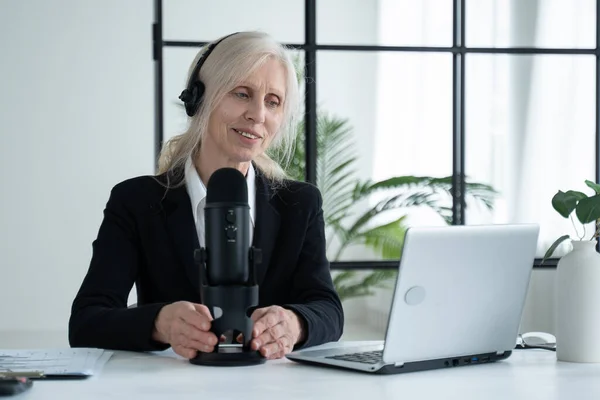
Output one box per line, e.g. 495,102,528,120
178,32,240,117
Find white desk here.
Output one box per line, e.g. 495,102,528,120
14,342,600,400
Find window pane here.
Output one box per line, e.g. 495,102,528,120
317,0,453,46
466,0,596,48
465,54,596,258
316,51,453,262
163,0,304,43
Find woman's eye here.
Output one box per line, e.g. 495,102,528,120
235,92,249,99
267,99,280,108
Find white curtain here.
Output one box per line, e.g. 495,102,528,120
510,0,596,256
373,0,597,257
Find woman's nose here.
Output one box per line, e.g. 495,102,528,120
244,99,266,123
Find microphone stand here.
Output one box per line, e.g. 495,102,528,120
190,247,266,366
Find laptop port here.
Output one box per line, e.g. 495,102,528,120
463,358,471,364
471,357,479,362
481,356,490,362
452,359,459,366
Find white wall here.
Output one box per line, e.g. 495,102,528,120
0,0,154,335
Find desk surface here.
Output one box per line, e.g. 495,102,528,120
14,341,600,400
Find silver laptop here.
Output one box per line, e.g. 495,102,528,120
286,224,540,374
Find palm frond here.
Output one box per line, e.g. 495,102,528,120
335,215,409,260
358,215,409,259
351,176,497,211
317,117,356,183
333,270,358,287
315,113,359,226
343,191,455,242
353,176,443,200
333,269,397,302
324,190,355,222
344,192,429,238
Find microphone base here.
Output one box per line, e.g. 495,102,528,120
190,350,266,367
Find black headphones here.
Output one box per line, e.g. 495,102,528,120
178,32,240,117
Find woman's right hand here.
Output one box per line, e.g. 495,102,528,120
152,301,218,359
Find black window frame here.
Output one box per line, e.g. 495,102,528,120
152,0,600,271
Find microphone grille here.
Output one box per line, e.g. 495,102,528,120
206,167,248,203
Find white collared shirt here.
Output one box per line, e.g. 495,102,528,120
184,157,256,247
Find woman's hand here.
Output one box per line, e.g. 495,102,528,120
249,306,305,359
152,301,218,359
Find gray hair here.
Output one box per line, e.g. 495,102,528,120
157,31,301,183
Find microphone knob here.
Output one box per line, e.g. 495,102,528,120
226,213,236,223
226,226,237,240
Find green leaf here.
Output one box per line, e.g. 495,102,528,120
575,194,600,224
359,216,409,259
464,181,497,210
352,176,437,200
334,270,397,302
565,190,588,200
315,113,358,220
344,191,443,242
542,235,571,264
332,270,357,287
552,190,586,218
585,180,600,195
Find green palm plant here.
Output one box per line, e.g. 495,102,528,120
282,112,497,301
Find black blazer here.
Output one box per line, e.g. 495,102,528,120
68,166,344,352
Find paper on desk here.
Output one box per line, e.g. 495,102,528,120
0,348,113,377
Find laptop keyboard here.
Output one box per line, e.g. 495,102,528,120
325,350,383,364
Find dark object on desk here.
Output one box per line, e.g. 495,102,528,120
190,168,265,367
0,377,33,396
0,371,89,381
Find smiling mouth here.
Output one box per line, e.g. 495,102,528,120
233,128,261,140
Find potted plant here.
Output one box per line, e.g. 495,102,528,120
543,180,600,362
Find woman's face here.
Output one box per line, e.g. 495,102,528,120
205,58,287,164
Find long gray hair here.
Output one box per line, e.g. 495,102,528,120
157,31,301,183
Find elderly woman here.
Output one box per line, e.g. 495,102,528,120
68,31,344,361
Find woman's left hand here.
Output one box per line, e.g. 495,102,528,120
248,306,305,359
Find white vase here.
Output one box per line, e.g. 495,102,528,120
556,239,600,362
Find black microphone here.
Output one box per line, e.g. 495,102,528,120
191,167,264,366
204,168,251,286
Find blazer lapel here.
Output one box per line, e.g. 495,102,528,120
161,184,201,293
252,169,280,285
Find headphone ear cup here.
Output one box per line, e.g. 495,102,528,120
179,80,206,117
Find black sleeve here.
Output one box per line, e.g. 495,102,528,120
283,186,344,349
68,183,170,352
